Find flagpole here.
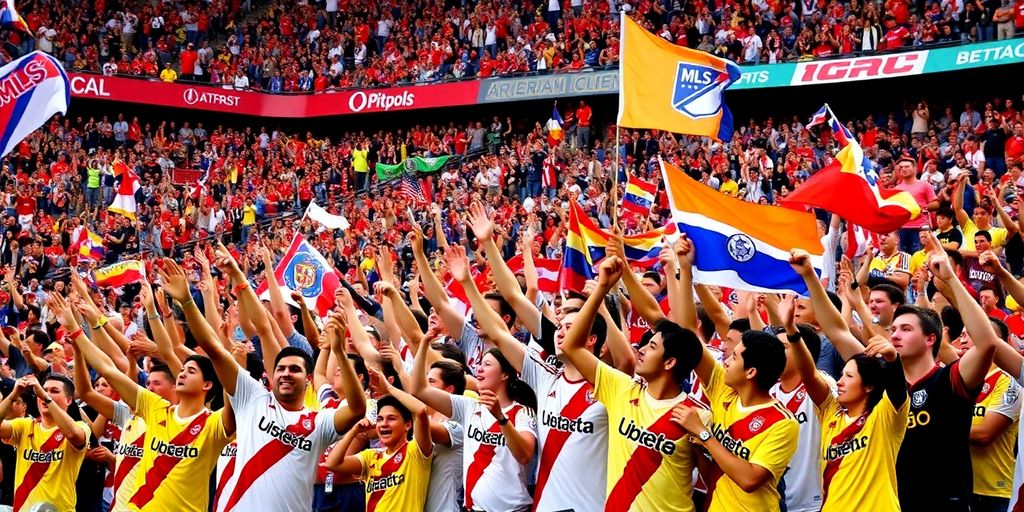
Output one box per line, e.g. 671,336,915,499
612,124,620,229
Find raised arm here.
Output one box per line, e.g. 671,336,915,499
50,294,140,409
606,230,667,327
953,174,971,227
325,313,367,434
779,294,833,405
445,245,526,373
674,237,722,385
467,202,541,338
138,279,183,375
791,249,866,361
258,242,297,337
72,345,117,420
158,258,241,396
562,256,623,384
410,223,465,340
934,247,997,390
695,285,732,342
410,321,454,418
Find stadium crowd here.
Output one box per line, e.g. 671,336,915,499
0,72,1021,511
7,0,1023,90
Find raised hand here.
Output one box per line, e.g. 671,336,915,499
376,246,396,283
979,250,1002,273
443,245,471,283
478,389,504,420
409,224,425,255
788,249,815,277
48,294,79,329
864,335,898,362
466,202,495,242
927,249,956,282
367,367,389,398
597,255,625,289
673,235,695,268
156,259,192,303
138,279,155,310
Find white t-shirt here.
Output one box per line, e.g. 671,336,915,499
520,351,608,512
449,395,535,512
771,375,836,512
215,373,340,512
325,0,339,12
425,416,465,512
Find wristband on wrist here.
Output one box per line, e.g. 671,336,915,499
68,327,84,341
93,316,109,330
233,282,249,294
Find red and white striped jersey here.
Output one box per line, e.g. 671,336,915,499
214,373,341,512
520,350,608,512
449,395,536,512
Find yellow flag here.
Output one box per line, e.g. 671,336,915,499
618,14,742,141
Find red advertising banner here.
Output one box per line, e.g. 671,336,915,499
68,73,482,118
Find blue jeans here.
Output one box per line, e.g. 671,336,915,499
86,187,100,207
527,180,541,198
898,228,923,254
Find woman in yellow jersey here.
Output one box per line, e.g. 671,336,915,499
326,371,434,512
791,250,909,512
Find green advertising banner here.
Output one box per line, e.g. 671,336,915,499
375,156,452,181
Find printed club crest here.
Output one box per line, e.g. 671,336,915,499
54,432,64,443
190,424,202,436
585,390,597,405
394,452,403,464
749,416,765,432
672,62,729,120
911,389,928,408
303,418,313,430
284,251,325,297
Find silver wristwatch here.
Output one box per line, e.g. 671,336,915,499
698,430,712,443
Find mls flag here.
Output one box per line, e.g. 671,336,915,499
660,159,824,296
618,14,740,141
256,233,342,317
0,51,70,159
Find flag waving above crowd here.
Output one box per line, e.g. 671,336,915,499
617,13,740,141
0,51,70,158
783,105,922,233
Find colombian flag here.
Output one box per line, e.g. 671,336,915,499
660,159,823,296
783,108,920,234
561,202,674,292
618,14,741,142
94,260,145,288
78,228,105,262
622,175,658,216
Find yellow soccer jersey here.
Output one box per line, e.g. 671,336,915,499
6,417,90,512
816,387,908,512
594,361,704,512
971,369,1021,499
110,406,147,512
127,389,230,511
703,363,798,512
357,440,432,512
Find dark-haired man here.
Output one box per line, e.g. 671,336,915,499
562,256,706,512
0,374,89,511
669,238,798,512
53,292,230,512
162,253,366,512
455,239,634,512
802,241,999,512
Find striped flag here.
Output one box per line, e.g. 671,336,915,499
506,255,561,295
546,105,564,147
561,201,673,292
807,105,830,129
661,158,824,296
94,260,145,288
622,175,658,216
77,228,105,262
0,0,29,33
0,52,70,158
846,223,880,260
397,176,427,205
